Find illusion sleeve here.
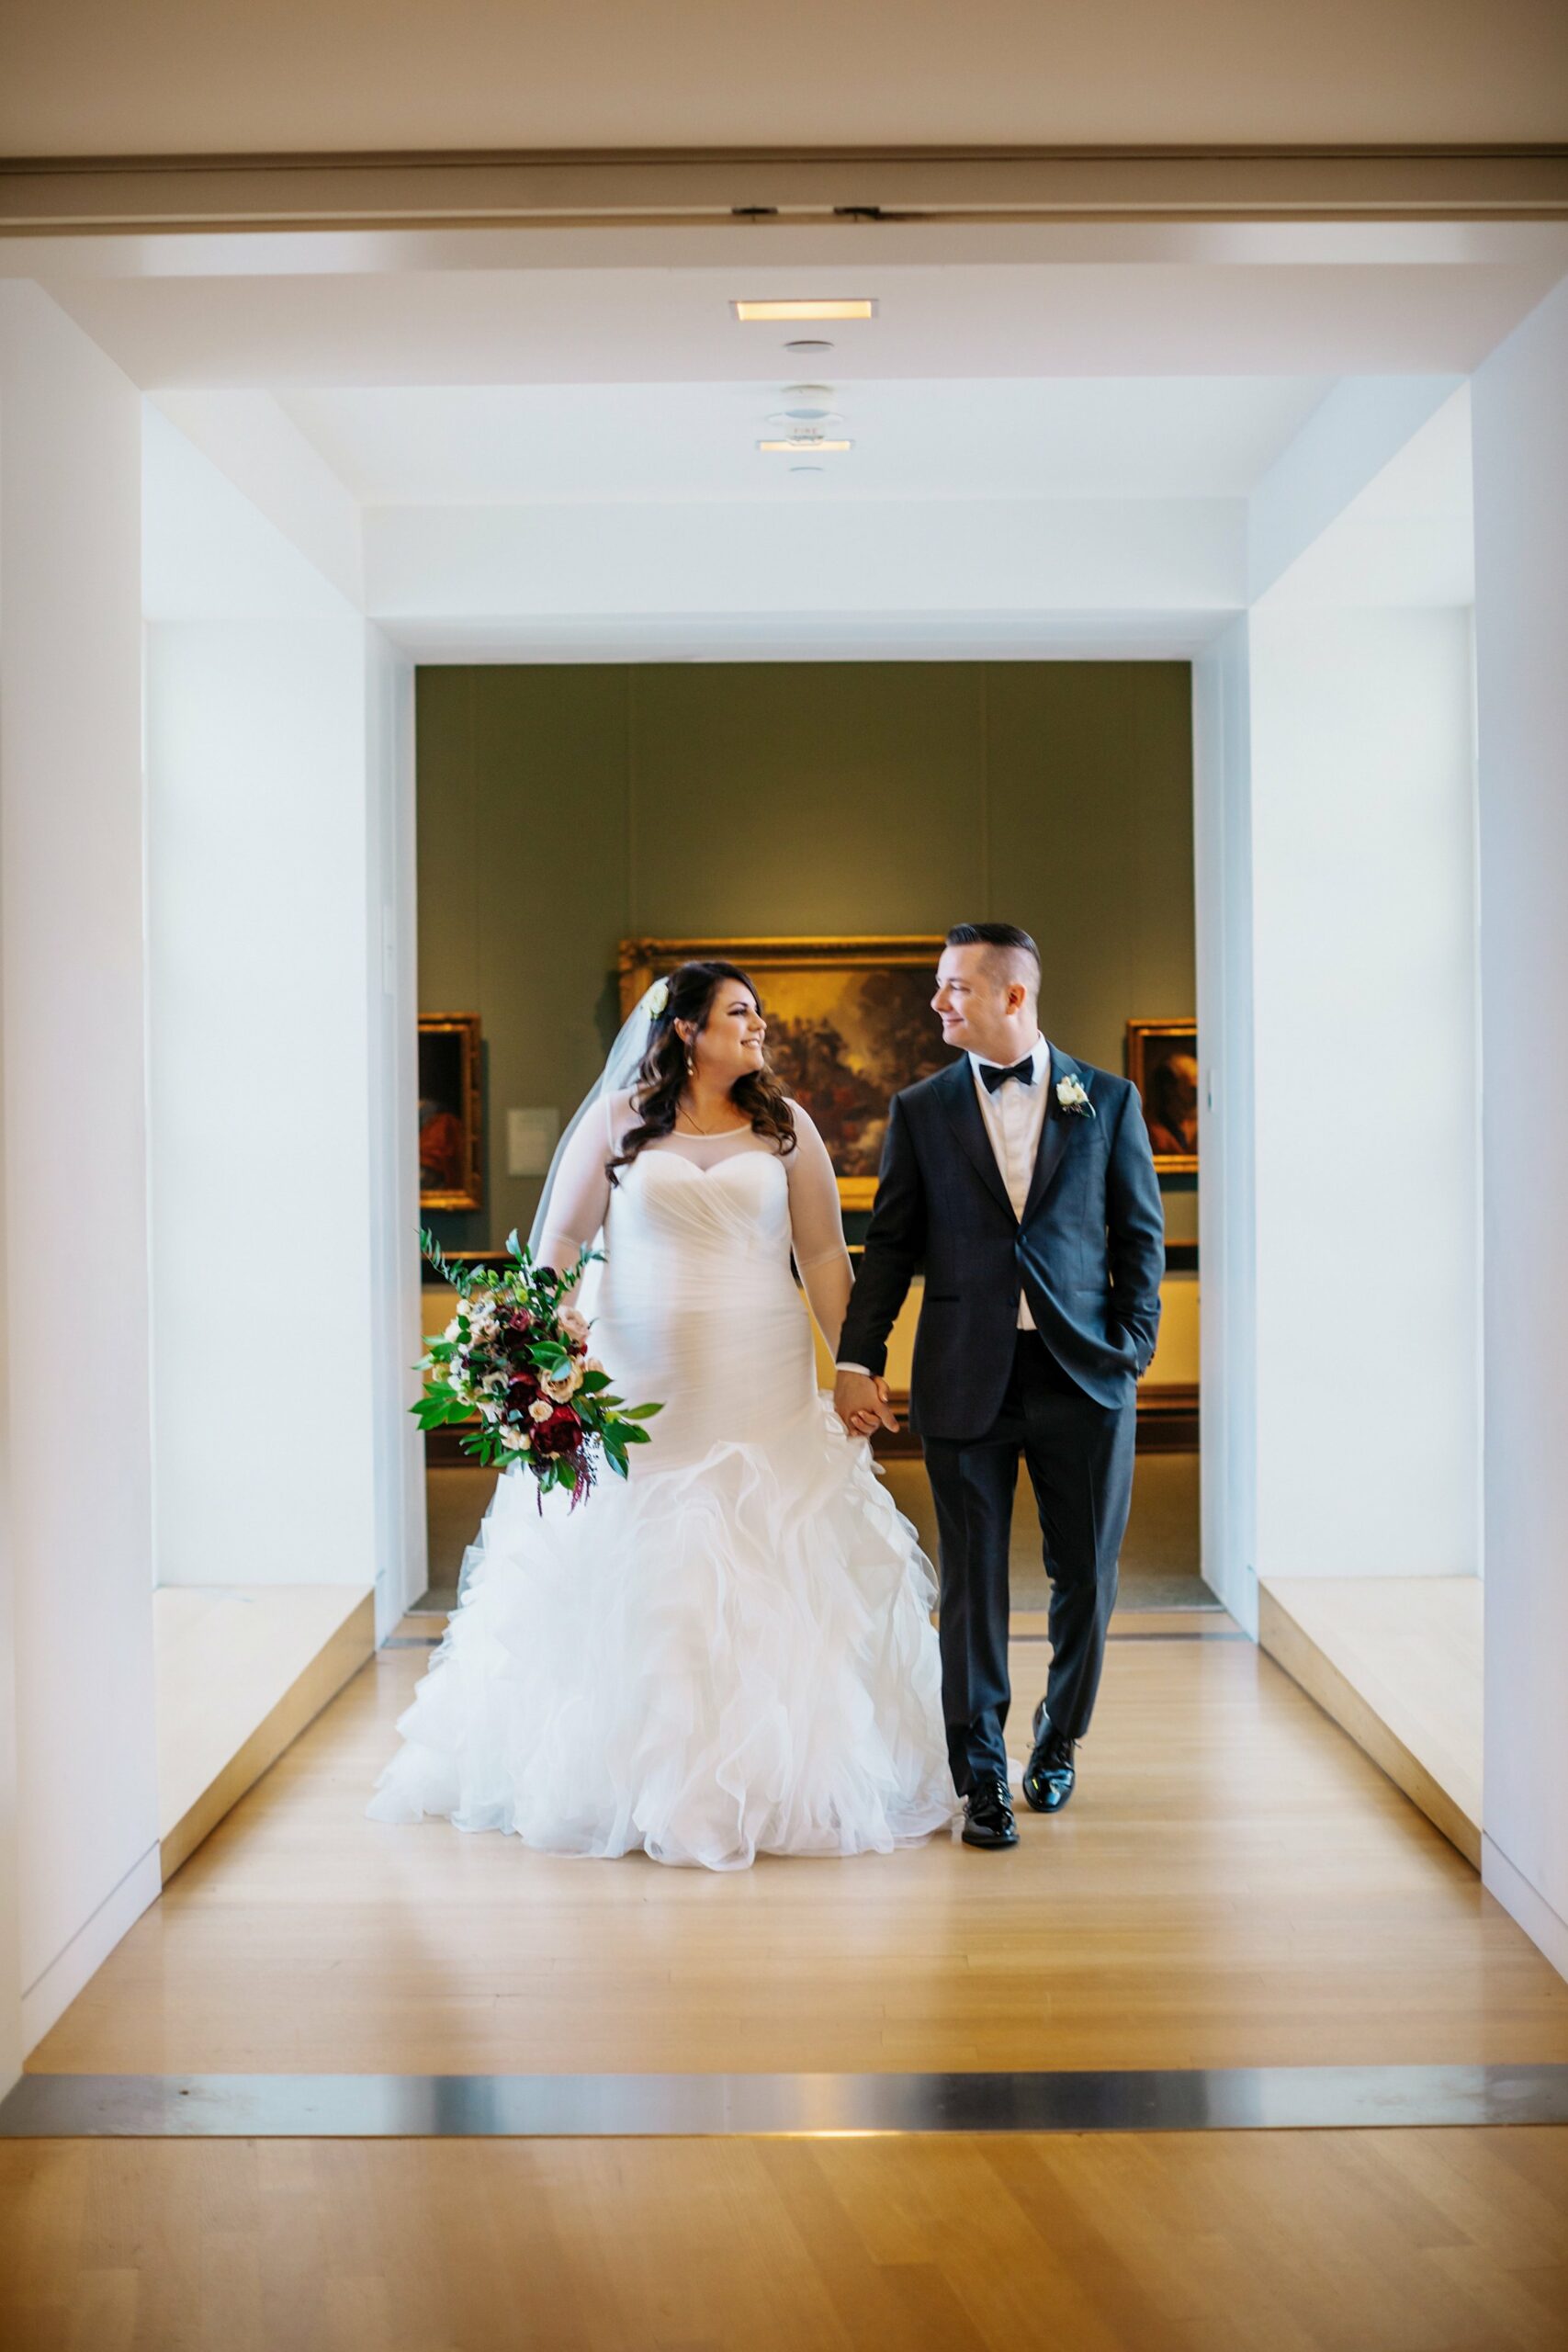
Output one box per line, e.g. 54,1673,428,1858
784,1102,854,1359
536,1091,624,1275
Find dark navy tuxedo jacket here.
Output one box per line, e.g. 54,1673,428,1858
837,1046,1166,1442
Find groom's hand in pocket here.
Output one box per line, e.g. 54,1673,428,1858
834,1369,899,1437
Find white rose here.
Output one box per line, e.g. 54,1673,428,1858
444,1317,462,1343
500,1428,529,1452
541,1363,583,1403
529,1398,553,1423
559,1307,590,1343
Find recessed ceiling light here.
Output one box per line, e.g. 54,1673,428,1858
790,464,826,476
732,299,876,323
784,338,836,354
759,437,853,454
766,409,843,428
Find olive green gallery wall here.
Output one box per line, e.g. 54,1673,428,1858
416,662,1197,1253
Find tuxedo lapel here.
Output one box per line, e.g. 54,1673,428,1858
934,1057,1015,1220
1021,1046,1076,1226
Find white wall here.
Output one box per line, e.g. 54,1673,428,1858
146,618,411,1598
1247,378,1461,601
1246,603,1479,1582
0,285,160,2081
366,495,1246,639
1192,617,1258,1632
363,627,427,1634
1472,276,1568,1978
152,392,365,611
144,403,423,1623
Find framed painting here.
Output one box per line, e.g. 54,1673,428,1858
418,1012,484,1211
1125,1018,1199,1174
618,936,956,1207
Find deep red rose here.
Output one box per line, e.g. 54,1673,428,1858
531,1404,581,1458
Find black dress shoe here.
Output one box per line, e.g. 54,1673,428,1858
961,1777,1019,1849
1021,1703,1077,1814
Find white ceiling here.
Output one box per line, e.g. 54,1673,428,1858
6,0,1566,152
45,247,1568,394
274,377,1332,508
39,213,1539,658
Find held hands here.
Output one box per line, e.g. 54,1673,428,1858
833,1370,898,1440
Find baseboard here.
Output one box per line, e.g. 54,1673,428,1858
20,1843,162,2055
1483,1835,1568,1985
1258,1581,1481,1868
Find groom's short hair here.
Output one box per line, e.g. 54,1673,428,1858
946,922,1040,992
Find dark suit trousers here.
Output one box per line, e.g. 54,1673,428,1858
922,1330,1136,1796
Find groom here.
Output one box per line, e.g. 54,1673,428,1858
835,924,1165,1850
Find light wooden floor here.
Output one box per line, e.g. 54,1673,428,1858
4,2128,1568,2350
16,1625,1568,2349
32,1625,1568,2077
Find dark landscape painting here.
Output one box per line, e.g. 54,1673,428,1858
619,938,956,1204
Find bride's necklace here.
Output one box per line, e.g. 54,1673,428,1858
677,1094,749,1137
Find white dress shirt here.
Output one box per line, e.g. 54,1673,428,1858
838,1032,1051,1371
969,1032,1051,1330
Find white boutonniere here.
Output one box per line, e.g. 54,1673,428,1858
1056,1074,1095,1119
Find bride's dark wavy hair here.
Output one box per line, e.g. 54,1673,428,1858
607,960,798,1186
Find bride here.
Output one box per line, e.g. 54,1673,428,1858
368,958,954,1870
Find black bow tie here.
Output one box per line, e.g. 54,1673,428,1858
980,1057,1036,1094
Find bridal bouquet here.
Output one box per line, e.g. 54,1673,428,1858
415,1228,662,1504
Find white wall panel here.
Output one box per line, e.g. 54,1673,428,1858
1247,604,1479,1581
1472,277,1568,1972
0,285,158,2079
1192,618,1258,1630
147,617,381,1586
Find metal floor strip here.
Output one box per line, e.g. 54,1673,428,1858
5,2065,1566,2139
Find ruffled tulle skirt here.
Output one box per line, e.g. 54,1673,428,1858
367,1396,955,1870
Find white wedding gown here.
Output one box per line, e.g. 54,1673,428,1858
368,1092,954,1870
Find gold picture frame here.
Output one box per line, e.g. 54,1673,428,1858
1125,1018,1199,1174
418,1012,484,1212
618,936,954,1208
